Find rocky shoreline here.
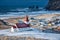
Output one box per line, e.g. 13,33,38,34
0,14,60,40
0,14,60,30
46,0,60,10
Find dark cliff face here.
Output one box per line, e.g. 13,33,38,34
46,0,60,10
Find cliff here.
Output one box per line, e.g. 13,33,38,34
46,0,60,10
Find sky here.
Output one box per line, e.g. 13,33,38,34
0,0,49,8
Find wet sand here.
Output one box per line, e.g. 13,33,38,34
0,36,48,40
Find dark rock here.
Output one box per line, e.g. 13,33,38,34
0,20,8,25
46,0,60,10
28,5,40,11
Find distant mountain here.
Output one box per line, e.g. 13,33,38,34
46,0,60,10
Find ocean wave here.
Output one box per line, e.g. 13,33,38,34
0,8,60,19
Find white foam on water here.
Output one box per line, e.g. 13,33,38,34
0,10,60,19
0,28,60,40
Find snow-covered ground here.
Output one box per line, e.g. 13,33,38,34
0,27,60,40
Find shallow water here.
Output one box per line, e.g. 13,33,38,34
0,28,60,40
0,10,60,19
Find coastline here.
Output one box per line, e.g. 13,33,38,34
0,14,60,40
0,13,60,29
